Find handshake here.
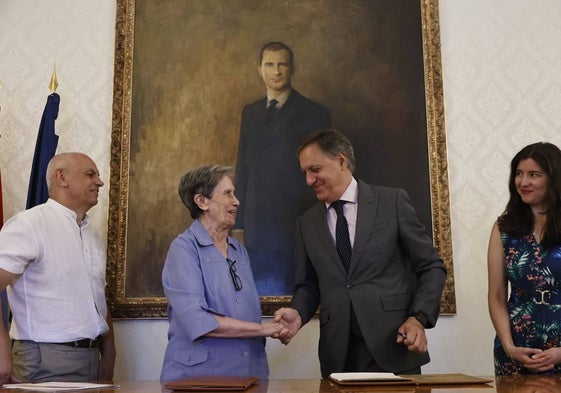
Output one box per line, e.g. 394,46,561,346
259,309,430,353
260,307,302,345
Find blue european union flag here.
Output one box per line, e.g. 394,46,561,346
26,93,60,209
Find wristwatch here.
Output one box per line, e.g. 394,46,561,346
410,312,428,328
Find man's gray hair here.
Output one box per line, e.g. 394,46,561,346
297,128,356,173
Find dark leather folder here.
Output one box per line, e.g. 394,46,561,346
164,376,259,391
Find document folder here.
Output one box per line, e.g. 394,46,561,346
328,373,493,386
164,376,259,391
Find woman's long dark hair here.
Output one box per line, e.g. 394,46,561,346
498,142,561,248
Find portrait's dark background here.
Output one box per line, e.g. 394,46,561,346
125,0,429,298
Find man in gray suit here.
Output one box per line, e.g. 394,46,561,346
274,129,446,376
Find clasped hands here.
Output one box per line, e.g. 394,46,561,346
508,346,561,373
260,307,302,344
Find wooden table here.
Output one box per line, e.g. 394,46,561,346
3,375,561,393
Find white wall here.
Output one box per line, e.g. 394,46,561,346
2,0,561,380
0,0,114,236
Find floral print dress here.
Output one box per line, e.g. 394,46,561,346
494,232,561,375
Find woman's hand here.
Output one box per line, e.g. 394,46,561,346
524,347,561,373
260,319,284,337
509,346,553,373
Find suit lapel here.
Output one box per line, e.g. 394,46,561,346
349,181,379,276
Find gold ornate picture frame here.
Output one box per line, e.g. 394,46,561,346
107,0,456,318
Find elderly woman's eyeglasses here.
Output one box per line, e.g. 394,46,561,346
226,258,242,291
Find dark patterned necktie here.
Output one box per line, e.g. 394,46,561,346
266,99,278,122
332,200,352,273
332,200,362,338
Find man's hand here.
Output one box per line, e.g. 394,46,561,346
272,307,302,345
0,272,22,384
0,332,20,384
396,317,427,353
98,310,116,381
97,352,115,381
97,343,116,381
0,344,14,385
0,300,20,385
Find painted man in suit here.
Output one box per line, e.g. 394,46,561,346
274,129,446,376
234,42,331,295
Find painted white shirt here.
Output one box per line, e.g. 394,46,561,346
0,199,108,342
267,88,291,110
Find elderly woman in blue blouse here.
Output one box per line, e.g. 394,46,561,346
160,165,283,381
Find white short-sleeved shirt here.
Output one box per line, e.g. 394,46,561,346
0,199,109,342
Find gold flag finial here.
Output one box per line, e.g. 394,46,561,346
49,64,59,93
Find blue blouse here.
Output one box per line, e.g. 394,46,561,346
160,220,268,381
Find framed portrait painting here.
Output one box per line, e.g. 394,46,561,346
107,0,455,318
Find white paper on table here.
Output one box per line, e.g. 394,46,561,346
329,372,413,382
1,381,118,391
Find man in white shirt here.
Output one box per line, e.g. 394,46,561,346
0,152,115,384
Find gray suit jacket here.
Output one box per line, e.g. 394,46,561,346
290,180,446,376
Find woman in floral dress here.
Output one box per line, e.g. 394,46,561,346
488,142,561,375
